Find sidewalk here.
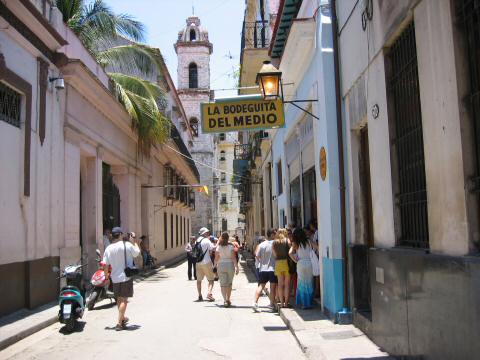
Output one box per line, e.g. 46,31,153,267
241,250,391,360
0,254,185,351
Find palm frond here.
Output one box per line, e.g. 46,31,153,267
55,0,83,23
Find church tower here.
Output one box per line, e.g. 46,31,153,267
175,16,214,234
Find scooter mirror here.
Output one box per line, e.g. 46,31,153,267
96,249,101,256
52,266,60,273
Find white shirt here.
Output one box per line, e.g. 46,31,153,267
256,240,275,272
103,240,141,283
196,237,214,265
216,244,234,263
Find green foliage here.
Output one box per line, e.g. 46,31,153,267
56,0,170,156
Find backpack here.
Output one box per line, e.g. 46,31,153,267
191,240,208,262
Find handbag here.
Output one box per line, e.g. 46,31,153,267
124,241,139,277
309,246,320,276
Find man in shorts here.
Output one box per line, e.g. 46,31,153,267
103,228,140,330
253,229,277,312
195,227,216,301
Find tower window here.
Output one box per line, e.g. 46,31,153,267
189,63,198,88
220,150,226,161
190,29,196,41
190,117,199,137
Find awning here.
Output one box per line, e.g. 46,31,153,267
269,0,302,59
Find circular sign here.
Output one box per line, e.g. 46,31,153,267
320,147,327,181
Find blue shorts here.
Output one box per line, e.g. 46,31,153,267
258,271,278,284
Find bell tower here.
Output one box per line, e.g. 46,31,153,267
175,16,214,234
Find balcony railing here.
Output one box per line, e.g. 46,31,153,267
241,21,270,49
234,144,252,160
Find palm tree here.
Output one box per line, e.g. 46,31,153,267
56,0,170,156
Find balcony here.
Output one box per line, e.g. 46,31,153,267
241,21,270,50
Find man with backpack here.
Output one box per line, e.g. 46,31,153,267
192,227,215,301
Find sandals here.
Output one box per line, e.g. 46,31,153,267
207,294,215,302
224,300,231,308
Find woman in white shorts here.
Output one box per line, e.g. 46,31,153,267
214,232,239,307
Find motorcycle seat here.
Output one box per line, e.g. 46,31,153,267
61,285,80,292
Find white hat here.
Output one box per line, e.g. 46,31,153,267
198,227,210,236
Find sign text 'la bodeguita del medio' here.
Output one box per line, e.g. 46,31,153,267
201,98,284,133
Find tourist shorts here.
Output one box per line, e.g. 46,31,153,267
274,259,289,277
218,262,235,287
196,263,215,282
113,279,134,298
258,271,278,284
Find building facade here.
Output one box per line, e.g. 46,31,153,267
175,16,216,235
0,0,198,317
338,0,480,357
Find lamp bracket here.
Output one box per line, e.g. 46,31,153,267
283,100,319,120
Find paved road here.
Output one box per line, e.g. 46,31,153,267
0,258,305,360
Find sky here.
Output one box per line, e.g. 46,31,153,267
106,0,245,98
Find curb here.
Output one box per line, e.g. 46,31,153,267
278,308,308,354
0,313,57,351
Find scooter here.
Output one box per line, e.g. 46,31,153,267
55,263,87,332
85,249,116,310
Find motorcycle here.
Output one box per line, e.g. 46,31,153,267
54,263,87,332
85,249,116,310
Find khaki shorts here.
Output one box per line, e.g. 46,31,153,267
218,262,235,287
113,279,134,298
196,263,215,282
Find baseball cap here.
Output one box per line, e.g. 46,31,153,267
198,227,210,236
112,227,123,235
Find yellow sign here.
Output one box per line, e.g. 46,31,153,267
320,147,327,181
201,98,284,133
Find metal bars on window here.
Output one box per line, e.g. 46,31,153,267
457,0,480,192
388,22,429,248
0,82,21,128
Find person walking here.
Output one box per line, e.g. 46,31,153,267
103,227,140,331
186,236,197,280
214,232,239,307
289,228,314,309
253,229,277,312
273,228,291,308
195,227,216,301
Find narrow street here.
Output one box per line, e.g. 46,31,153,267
0,260,304,360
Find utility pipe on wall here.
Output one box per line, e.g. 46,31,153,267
330,0,349,311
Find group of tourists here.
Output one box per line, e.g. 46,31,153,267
186,227,241,307
187,221,320,312
253,224,319,311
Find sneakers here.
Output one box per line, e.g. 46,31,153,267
267,304,277,312
252,303,259,312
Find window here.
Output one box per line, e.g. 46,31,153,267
0,82,21,128
171,213,174,248
221,193,227,204
189,63,198,88
183,217,186,244
190,29,196,41
220,150,226,161
221,172,226,183
187,218,190,240
164,212,168,249
190,118,199,137
222,218,228,231
219,133,226,141
276,160,283,195
387,22,429,248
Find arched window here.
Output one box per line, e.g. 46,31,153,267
190,29,196,41
189,63,198,88
220,150,226,161
190,117,198,137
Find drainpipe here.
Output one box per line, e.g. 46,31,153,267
330,0,350,316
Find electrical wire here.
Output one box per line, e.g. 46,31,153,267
163,143,250,180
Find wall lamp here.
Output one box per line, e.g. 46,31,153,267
49,77,65,90
256,61,319,120
153,197,174,213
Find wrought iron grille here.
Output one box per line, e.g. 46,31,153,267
457,0,480,192
388,22,429,248
0,82,21,128
242,21,269,49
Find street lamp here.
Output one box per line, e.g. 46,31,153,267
256,61,282,100
256,61,319,120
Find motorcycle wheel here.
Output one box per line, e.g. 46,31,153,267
86,289,98,310
65,317,75,332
